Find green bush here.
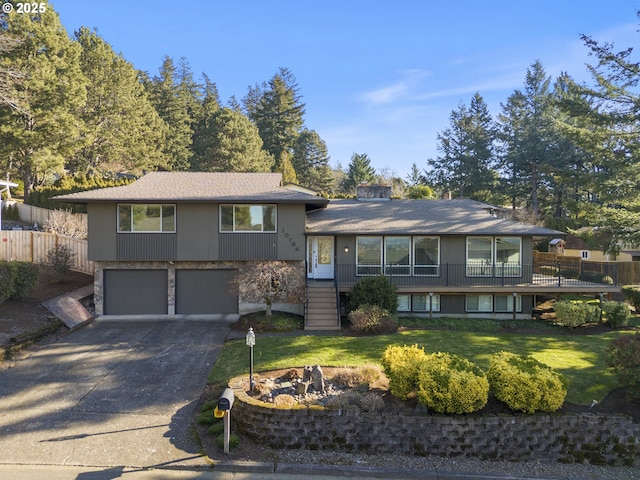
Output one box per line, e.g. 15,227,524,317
348,305,398,334
0,261,39,302
216,433,239,451
349,276,398,314
487,352,567,413
607,334,640,400
621,285,640,311
380,344,426,400
416,352,489,414
8,262,39,299
554,300,600,328
602,301,631,329
42,245,75,282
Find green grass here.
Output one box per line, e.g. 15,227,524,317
210,328,637,406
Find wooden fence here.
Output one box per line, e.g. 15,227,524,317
534,251,640,285
9,202,88,228
0,231,93,275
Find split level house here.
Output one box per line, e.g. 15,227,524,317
56,172,621,330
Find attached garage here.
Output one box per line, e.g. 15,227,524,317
175,269,238,315
103,269,168,315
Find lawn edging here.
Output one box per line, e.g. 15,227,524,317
227,375,639,467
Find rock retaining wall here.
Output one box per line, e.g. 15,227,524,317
227,376,640,466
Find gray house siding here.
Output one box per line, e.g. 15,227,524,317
88,202,307,262
177,203,217,260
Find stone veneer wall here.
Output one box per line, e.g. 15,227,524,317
227,376,640,466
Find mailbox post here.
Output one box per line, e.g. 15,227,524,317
217,388,235,454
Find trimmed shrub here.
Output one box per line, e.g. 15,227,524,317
487,351,567,413
602,301,631,329
621,285,640,311
416,352,489,414
0,263,14,303
607,334,640,400
349,276,398,314
554,300,600,328
348,304,398,334
380,344,426,400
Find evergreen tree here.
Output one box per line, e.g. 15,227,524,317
427,92,497,200
244,67,305,170
147,56,193,170
191,107,273,173
558,15,640,251
71,27,166,175
0,4,87,200
342,153,377,193
292,128,332,192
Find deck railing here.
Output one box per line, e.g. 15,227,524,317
335,262,618,289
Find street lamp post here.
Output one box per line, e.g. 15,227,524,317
246,327,256,391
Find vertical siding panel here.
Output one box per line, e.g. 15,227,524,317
219,234,277,260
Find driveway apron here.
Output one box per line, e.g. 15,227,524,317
0,320,229,468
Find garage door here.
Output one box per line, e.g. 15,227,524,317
104,270,168,315
175,269,238,314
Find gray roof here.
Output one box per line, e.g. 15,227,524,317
54,172,329,206
305,199,561,236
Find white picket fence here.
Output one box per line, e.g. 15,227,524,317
0,230,93,275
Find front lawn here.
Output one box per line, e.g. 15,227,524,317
210,325,636,406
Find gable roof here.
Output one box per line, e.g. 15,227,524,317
306,199,561,236
54,172,329,206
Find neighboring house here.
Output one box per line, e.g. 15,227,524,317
56,173,620,329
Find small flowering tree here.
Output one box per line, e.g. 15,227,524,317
234,261,305,316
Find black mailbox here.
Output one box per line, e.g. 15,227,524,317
218,388,235,411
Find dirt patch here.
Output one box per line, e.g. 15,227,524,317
0,267,93,346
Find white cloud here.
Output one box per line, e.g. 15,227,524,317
357,69,431,105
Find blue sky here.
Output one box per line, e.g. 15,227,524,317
51,1,638,178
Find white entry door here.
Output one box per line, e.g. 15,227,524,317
307,236,334,279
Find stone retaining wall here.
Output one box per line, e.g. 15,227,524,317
227,376,640,466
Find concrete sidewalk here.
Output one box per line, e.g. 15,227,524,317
0,319,229,469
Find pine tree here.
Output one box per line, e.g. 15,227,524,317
191,107,273,173
0,4,87,200
147,56,193,170
292,128,332,191
342,153,377,193
71,27,166,175
244,67,305,170
427,92,497,200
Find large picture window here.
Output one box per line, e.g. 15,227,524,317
385,237,411,275
118,204,175,233
466,236,522,277
220,205,276,232
412,294,440,312
414,236,439,275
466,237,493,276
495,294,522,312
496,237,522,276
356,236,382,275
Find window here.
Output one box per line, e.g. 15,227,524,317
220,205,276,232
495,294,522,312
467,237,493,276
385,237,411,275
466,294,493,312
397,295,411,312
356,237,382,275
414,237,439,275
118,204,175,233
496,237,521,276
413,294,440,312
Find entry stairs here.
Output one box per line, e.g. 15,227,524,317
305,281,341,331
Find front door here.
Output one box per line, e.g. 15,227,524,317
307,236,334,279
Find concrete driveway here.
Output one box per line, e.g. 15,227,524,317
0,319,229,469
